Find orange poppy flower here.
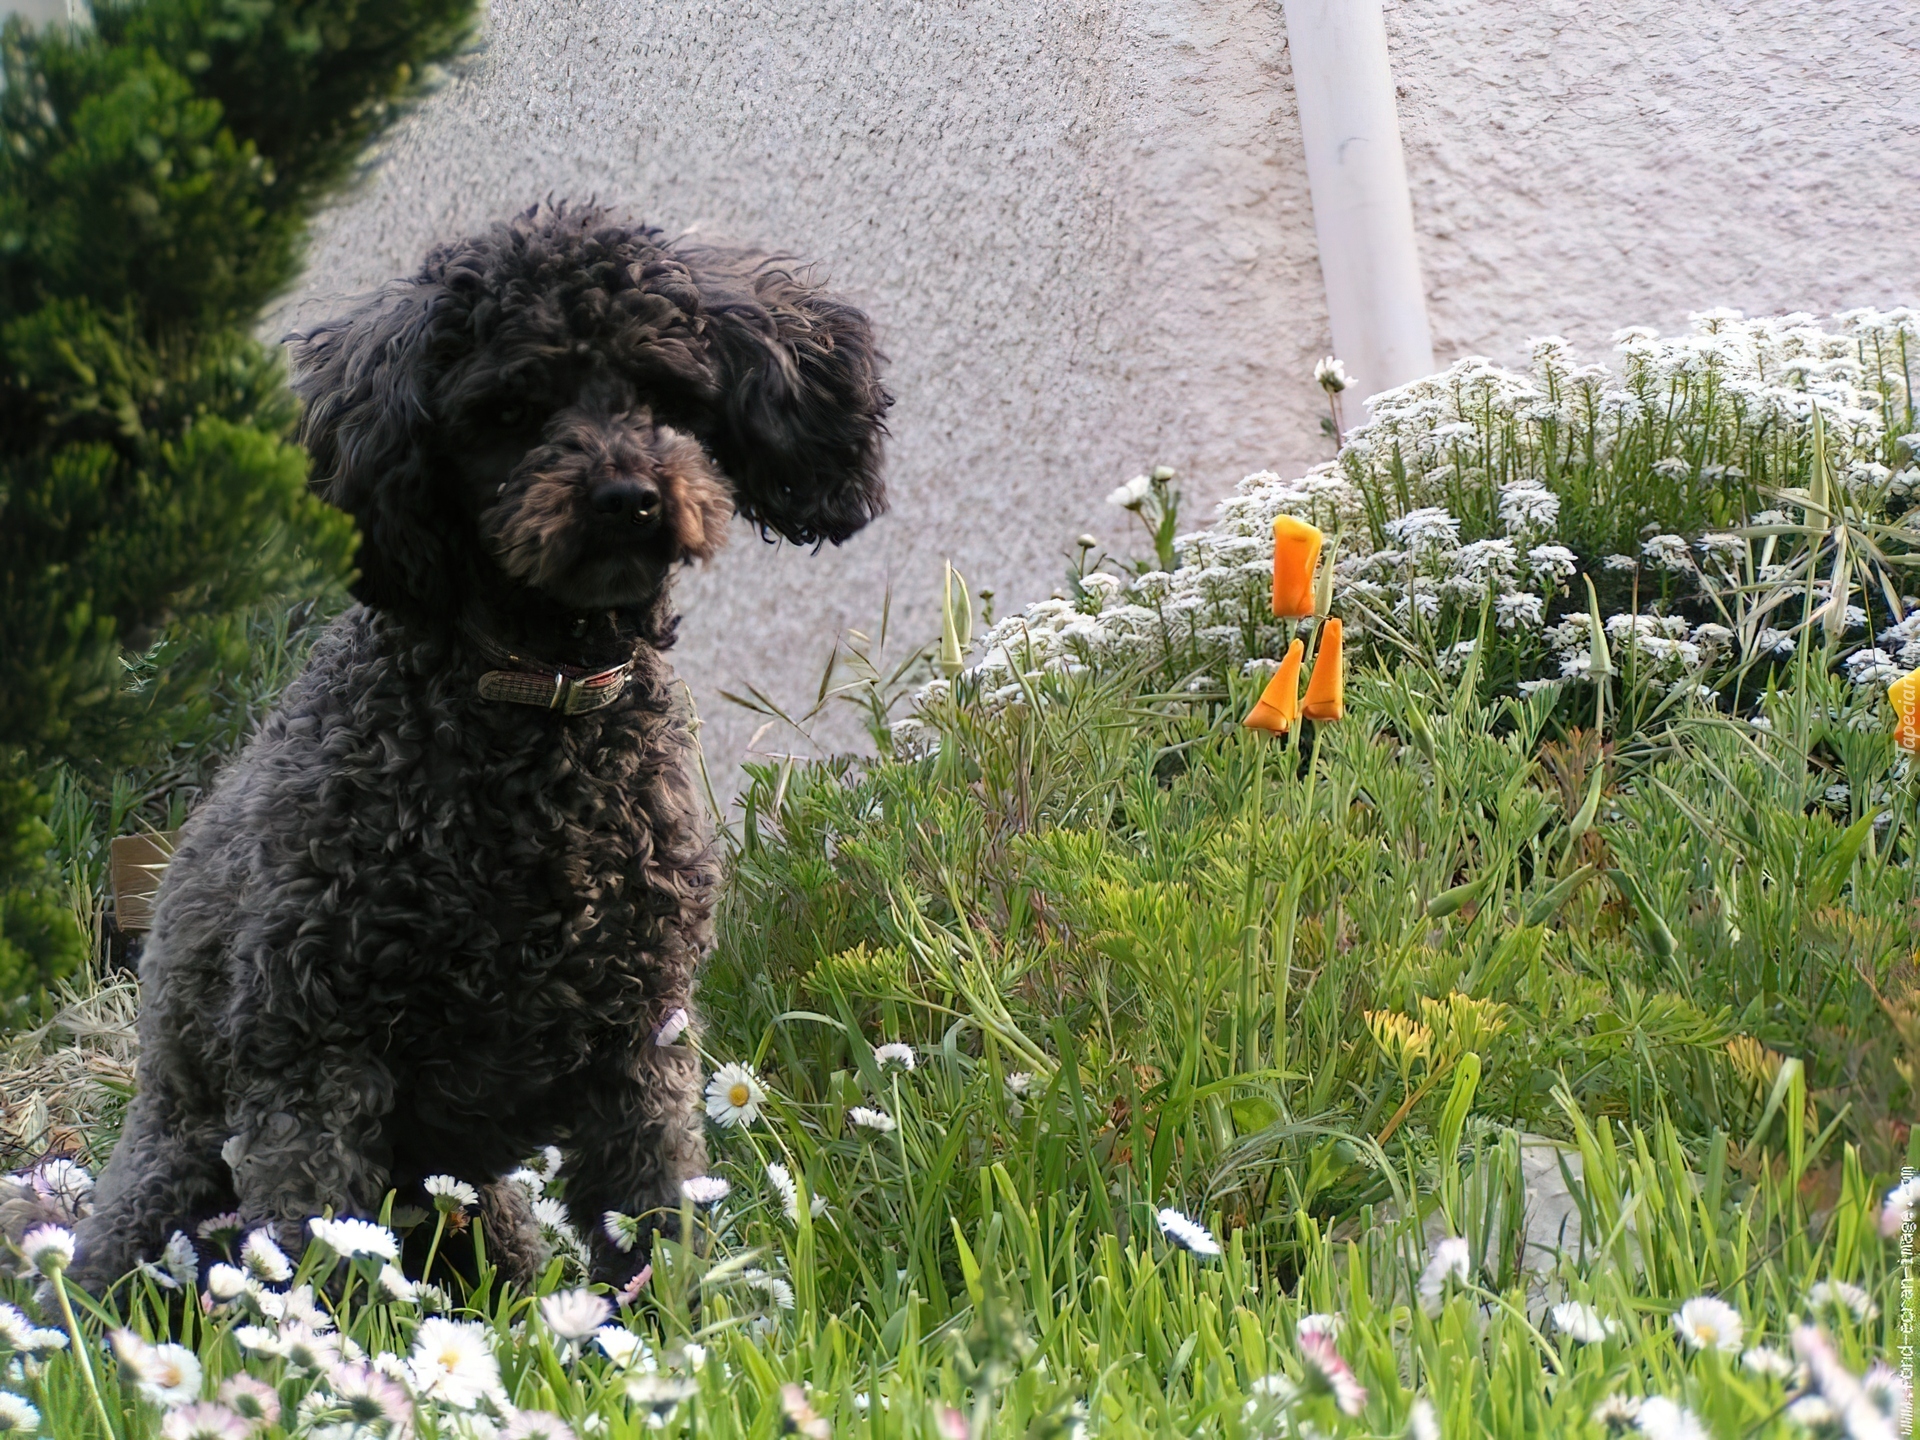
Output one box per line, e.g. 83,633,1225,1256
1301,618,1345,722
1244,638,1305,734
1891,667,1920,751
1272,515,1324,619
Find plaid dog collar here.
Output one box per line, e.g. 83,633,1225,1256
468,629,634,716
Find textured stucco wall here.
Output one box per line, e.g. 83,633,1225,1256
285,0,1920,785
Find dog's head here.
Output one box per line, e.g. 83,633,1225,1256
288,205,890,617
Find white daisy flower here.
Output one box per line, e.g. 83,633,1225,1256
307,1216,399,1262
1671,1296,1743,1353
159,1401,252,1440
18,1224,74,1276
160,1230,199,1289
1549,1301,1612,1344
705,1063,767,1128
239,1230,292,1283
1880,1175,1920,1237
655,1007,690,1046
1739,1346,1796,1379
259,1283,332,1332
111,1329,203,1407
1860,1364,1911,1429
409,1317,503,1410
377,1264,418,1303
216,1375,280,1428
680,1176,732,1206
1295,1312,1342,1339
873,1043,917,1070
425,1175,481,1211
601,1210,647,1254
1408,1396,1441,1440
1633,1395,1708,1440
531,1197,572,1232
848,1106,896,1134
1418,1237,1473,1313
1807,1278,1879,1321
594,1325,652,1369
539,1288,612,1342
0,1395,38,1434
502,1410,578,1440
1155,1207,1221,1257
1298,1329,1367,1416
741,1268,796,1310
275,1322,340,1373
506,1167,547,1196
204,1263,247,1302
766,1163,800,1222
1591,1394,1641,1431
231,1325,283,1358
1314,357,1350,393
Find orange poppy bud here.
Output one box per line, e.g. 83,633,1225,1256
1301,618,1345,722
1244,638,1305,734
1891,667,1920,751
1272,515,1324,619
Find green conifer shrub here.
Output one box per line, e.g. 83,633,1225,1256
0,0,478,1016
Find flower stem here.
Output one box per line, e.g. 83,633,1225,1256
49,1270,119,1440
421,1212,449,1286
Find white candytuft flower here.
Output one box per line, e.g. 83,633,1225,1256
307,1216,399,1262
1671,1296,1743,1353
409,1317,503,1410
1155,1207,1221,1258
1107,473,1154,510
503,1410,579,1440
848,1106,896,1134
425,1175,481,1211
705,1063,767,1128
1549,1301,1612,1344
1004,1071,1034,1098
539,1288,613,1342
873,1042,917,1070
19,1224,74,1276
240,1229,292,1283
767,1162,800,1222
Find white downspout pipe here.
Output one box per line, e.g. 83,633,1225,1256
1281,0,1435,404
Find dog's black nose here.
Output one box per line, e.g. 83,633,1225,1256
589,476,663,524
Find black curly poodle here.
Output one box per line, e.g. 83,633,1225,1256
69,204,889,1290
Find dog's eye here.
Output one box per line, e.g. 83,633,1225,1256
495,404,528,430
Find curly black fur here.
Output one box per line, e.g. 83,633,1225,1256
71,205,889,1290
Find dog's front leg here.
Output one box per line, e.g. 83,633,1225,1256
563,1045,706,1287
223,1052,396,1259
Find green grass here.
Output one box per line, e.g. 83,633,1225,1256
2,659,1910,1439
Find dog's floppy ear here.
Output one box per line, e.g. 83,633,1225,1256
682,250,891,546
288,283,456,618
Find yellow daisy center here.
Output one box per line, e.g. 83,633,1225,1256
728,1083,751,1107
